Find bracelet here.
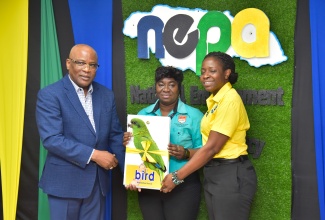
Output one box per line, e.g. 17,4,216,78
171,171,184,185
183,148,190,159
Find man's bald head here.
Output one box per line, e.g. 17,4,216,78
69,44,98,60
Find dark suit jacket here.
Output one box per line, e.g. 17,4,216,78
36,74,125,198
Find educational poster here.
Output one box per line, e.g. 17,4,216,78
123,115,170,190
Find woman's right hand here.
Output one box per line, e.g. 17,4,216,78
125,179,141,192
123,132,132,146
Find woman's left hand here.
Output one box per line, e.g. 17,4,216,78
123,132,132,146
160,173,175,193
168,144,185,160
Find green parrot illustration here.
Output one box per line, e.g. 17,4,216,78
128,118,167,183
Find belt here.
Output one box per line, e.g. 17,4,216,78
210,155,249,165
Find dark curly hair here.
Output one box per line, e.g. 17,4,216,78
155,66,183,94
203,51,238,84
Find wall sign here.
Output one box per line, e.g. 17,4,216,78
123,5,287,74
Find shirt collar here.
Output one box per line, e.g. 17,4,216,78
208,82,232,103
145,98,188,115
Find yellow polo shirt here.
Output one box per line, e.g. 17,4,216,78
201,82,250,159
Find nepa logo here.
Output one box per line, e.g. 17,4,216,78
123,4,287,75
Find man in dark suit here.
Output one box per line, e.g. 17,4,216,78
36,44,125,220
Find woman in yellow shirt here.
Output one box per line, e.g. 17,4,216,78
161,51,257,220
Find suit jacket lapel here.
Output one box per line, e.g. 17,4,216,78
92,84,101,141
63,75,96,136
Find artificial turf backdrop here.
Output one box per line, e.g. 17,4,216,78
122,1,296,219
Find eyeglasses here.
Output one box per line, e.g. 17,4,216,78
68,58,99,70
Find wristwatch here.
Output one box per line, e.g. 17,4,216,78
171,171,184,185
184,148,190,159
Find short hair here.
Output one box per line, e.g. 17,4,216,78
155,66,183,94
203,51,238,84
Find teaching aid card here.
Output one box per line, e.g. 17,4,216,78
123,115,170,190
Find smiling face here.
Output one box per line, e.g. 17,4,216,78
200,57,231,95
66,44,98,93
155,77,179,106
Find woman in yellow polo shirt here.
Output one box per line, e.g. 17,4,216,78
161,51,257,220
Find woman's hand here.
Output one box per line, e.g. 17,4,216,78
123,132,132,146
125,179,141,192
168,143,186,160
160,173,175,193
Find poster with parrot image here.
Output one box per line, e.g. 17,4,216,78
124,115,170,190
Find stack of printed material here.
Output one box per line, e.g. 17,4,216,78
123,115,170,190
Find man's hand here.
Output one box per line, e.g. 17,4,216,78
91,150,118,170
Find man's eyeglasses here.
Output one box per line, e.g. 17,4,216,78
68,58,99,70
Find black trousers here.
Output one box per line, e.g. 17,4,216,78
138,171,201,220
203,159,257,220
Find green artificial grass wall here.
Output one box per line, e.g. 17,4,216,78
122,1,296,219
